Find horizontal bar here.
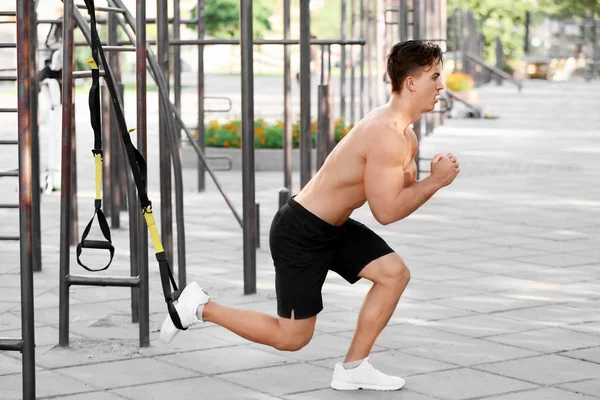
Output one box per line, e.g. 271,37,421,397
0,338,22,351
170,38,366,46
104,45,135,52
38,18,107,25
0,20,16,24
0,236,20,241
0,108,17,113
147,18,198,24
0,171,18,177
73,71,106,79
0,11,16,17
0,140,18,145
76,4,125,14
0,204,19,208
0,43,16,48
0,76,17,81
67,274,141,287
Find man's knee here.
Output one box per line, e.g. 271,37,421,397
276,333,312,351
362,253,411,286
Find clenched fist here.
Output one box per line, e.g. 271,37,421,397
430,153,460,187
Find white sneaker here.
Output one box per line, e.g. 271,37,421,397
159,282,210,344
330,357,406,391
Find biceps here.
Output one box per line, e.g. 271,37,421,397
364,160,405,212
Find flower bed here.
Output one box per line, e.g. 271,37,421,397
203,118,355,148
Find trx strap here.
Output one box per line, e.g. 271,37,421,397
76,40,114,272
81,0,187,330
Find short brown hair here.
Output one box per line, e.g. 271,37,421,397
386,40,444,93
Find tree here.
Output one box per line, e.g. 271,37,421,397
447,0,599,63
188,0,273,38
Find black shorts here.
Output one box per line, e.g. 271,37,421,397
269,196,394,320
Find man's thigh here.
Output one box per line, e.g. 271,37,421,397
331,219,395,284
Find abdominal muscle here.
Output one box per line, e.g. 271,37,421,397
293,135,369,226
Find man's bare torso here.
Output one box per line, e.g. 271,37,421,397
294,106,418,226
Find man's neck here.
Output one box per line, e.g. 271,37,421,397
387,92,420,133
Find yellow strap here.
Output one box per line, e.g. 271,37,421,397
94,154,102,200
86,57,99,70
143,208,164,253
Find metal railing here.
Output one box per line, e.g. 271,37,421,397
0,2,38,398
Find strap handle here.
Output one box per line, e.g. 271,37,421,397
76,207,115,272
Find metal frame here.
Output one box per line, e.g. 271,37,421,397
0,1,38,398
59,0,150,348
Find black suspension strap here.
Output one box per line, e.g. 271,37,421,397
82,0,187,330
76,1,113,272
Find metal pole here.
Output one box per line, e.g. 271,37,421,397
59,0,74,348
300,0,311,188
317,84,332,170
135,0,150,347
29,3,41,273
375,0,384,105
109,12,126,215
283,0,292,194
359,0,365,118
120,80,139,324
197,0,206,192
350,0,356,123
340,0,347,121
109,87,121,227
366,0,373,111
70,104,78,246
157,0,173,268
136,0,149,348
17,1,36,396
174,0,182,114
240,0,256,295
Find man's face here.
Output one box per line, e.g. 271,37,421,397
411,62,445,112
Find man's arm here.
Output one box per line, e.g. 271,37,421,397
364,128,442,225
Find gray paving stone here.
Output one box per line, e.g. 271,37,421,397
494,305,600,328
218,363,331,397
56,358,199,389
409,265,488,282
405,368,536,399
388,298,475,322
564,321,600,337
34,338,144,369
284,388,432,399
113,376,279,399
402,280,488,302
0,352,25,375
424,314,540,338
560,379,600,397
0,370,96,400
490,387,594,400
429,293,545,314
46,392,125,400
515,253,598,268
561,347,600,364
402,335,540,367
486,327,600,354
157,345,294,375
476,354,600,385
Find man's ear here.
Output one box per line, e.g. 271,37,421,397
405,76,416,92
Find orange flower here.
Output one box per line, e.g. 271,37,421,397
260,139,266,145
223,141,229,147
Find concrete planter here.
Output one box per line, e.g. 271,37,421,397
182,145,317,171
